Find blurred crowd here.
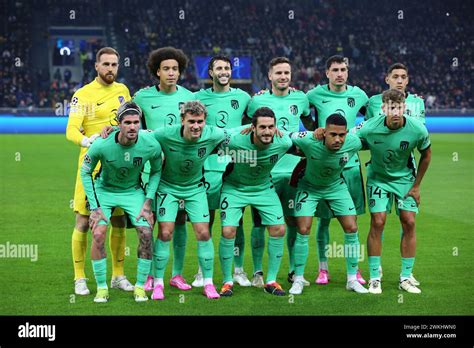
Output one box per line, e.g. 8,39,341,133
1,0,472,109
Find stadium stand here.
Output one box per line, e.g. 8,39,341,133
1,0,472,109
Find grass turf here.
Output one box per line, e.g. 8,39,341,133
0,133,473,315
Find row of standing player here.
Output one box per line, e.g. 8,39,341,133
67,46,428,300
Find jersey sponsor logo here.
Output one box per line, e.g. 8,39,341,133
335,109,347,117
133,157,143,167
180,159,194,173
289,105,298,115
231,99,239,110
198,147,207,158
277,117,289,131
118,96,125,104
383,150,395,164
166,114,177,126
158,207,166,217
347,97,355,107
216,111,229,128
117,167,129,179
320,167,334,177
400,141,409,150
270,154,279,164
151,105,161,109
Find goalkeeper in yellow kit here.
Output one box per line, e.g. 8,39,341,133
66,47,134,295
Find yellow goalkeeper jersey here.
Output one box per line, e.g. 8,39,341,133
66,78,131,147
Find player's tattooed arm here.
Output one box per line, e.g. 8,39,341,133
136,226,153,259
405,146,432,205
136,198,155,227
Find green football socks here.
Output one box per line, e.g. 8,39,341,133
266,236,284,283
197,239,214,279
92,258,107,289
317,218,330,263
172,223,187,277
294,233,309,276
219,236,235,283
286,225,297,272
234,225,245,269
251,226,266,273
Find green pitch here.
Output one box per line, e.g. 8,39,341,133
0,133,473,315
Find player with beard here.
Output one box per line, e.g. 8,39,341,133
243,57,312,288
66,47,133,296
193,56,251,287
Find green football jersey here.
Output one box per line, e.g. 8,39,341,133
153,125,227,188
365,92,426,124
221,132,294,193
245,90,310,174
306,84,368,168
356,116,431,183
290,131,362,188
195,87,251,171
80,130,162,210
133,85,195,129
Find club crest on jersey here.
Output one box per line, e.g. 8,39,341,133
369,199,375,208
133,157,143,167
118,96,125,104
270,154,279,164
347,97,355,107
289,105,298,115
400,141,409,150
231,99,239,110
198,147,207,158
296,202,302,211
339,153,349,166
158,208,166,217
220,211,226,220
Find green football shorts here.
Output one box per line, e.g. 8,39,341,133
294,179,356,217
156,183,209,223
366,178,418,214
203,169,224,211
220,185,284,227
272,171,298,217
315,164,366,219
96,187,150,227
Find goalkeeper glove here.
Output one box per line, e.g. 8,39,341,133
80,134,100,148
